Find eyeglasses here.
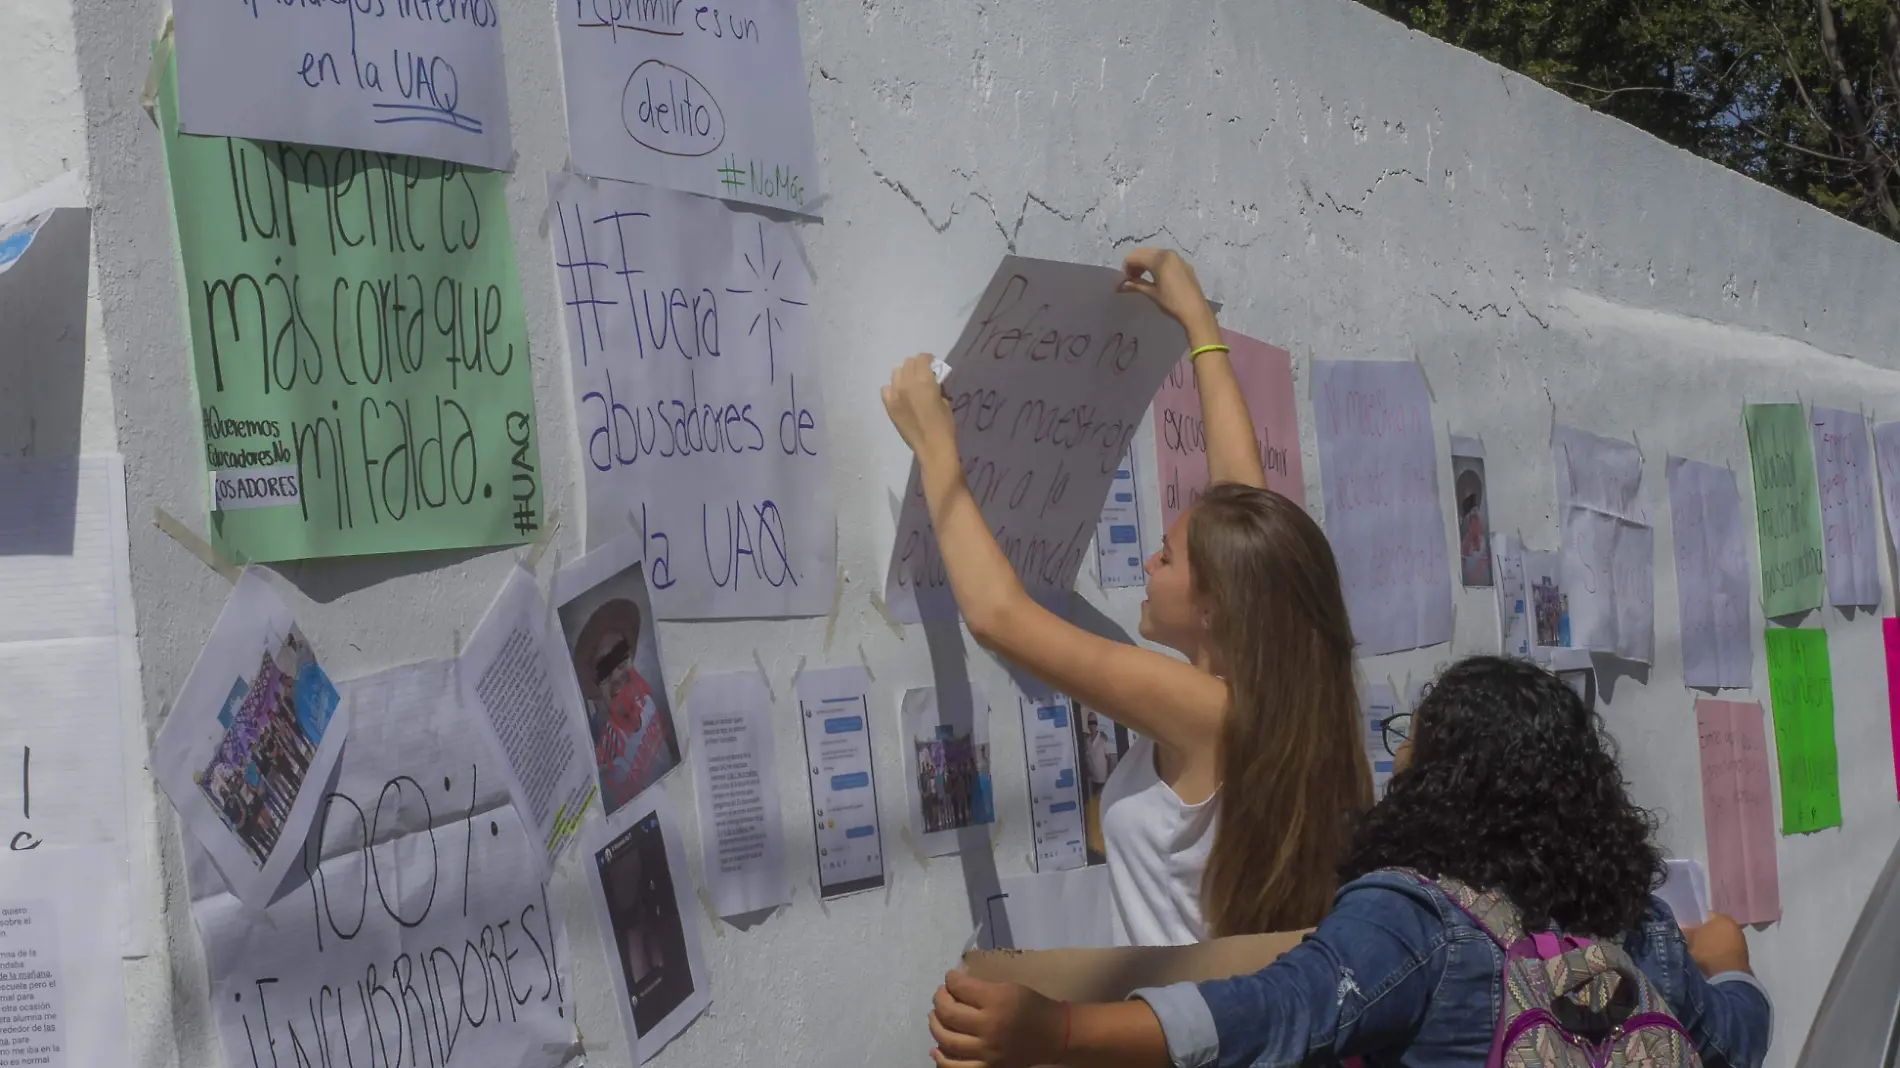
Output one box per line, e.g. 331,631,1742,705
1379,712,1412,758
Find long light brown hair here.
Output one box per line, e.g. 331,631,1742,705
1190,483,1371,936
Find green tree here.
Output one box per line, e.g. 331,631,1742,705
1357,0,1900,238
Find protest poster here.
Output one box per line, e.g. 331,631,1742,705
1151,329,1304,531
188,660,575,1068
884,257,1186,622
157,51,543,563
547,172,835,619
172,0,512,169
1745,403,1825,618
1311,360,1453,655
555,0,819,214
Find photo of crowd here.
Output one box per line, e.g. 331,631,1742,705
913,724,994,834
193,628,339,866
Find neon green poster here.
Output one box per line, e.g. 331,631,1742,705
1762,627,1842,834
1744,403,1824,618
157,51,543,562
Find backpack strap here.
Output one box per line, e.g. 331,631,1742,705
1387,868,1529,948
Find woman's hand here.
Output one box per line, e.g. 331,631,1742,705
929,971,1066,1068
1119,248,1219,343
1682,912,1752,977
882,352,959,465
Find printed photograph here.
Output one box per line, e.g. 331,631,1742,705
595,811,695,1039
192,627,339,866
559,559,679,816
1528,551,1572,649
913,722,994,834
1453,455,1494,587
1072,705,1131,866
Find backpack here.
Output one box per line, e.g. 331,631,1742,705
1399,870,1701,1068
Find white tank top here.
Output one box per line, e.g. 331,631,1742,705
1099,736,1218,946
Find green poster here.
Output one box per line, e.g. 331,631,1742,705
156,52,543,562
1762,627,1842,834
1744,403,1824,618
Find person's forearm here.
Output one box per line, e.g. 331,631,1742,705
1063,1002,1174,1068
1182,310,1267,490
918,444,1031,639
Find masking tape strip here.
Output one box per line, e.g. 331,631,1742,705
141,15,175,122
822,565,847,655
789,655,807,693
672,662,701,711
752,649,776,703
899,826,931,869
809,877,831,917
868,590,907,640
884,866,896,904
857,642,876,682
696,887,725,937
153,507,242,582
1413,351,1435,403
522,507,563,573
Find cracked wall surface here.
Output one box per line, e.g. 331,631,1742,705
33,0,1900,1064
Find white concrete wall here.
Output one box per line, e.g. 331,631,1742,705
25,0,1900,1064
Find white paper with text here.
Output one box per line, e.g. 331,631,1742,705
555,0,819,213
173,0,512,168
462,566,599,871
687,671,790,917
189,659,576,1068
1311,361,1453,655
548,172,835,619
1667,457,1754,690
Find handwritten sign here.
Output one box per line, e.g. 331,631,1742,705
1762,627,1842,834
172,0,511,169
1666,458,1754,690
1744,404,1825,618
1809,407,1882,606
188,660,573,1068
157,57,543,563
556,0,819,214
1694,699,1781,925
547,172,834,619
1312,361,1453,655
884,257,1184,622
1151,329,1304,531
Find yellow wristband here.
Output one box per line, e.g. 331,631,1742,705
1188,344,1230,364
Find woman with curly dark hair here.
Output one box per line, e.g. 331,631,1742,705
927,657,1774,1068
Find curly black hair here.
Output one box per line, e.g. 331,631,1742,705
1339,656,1664,936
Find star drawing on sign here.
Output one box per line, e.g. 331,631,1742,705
724,221,808,383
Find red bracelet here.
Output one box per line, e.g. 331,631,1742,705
1060,1001,1073,1059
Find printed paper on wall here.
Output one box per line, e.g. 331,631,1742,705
548,172,835,619
555,0,819,214
157,54,544,562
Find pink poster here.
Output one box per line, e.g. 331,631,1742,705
1885,619,1900,801
1694,699,1782,925
1151,329,1304,535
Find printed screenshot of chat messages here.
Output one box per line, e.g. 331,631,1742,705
173,0,513,170
548,173,835,620
556,0,820,214
158,59,543,563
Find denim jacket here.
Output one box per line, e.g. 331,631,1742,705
1134,871,1773,1068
